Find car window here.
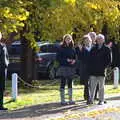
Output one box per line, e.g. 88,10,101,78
8,45,21,55
47,44,57,52
40,44,59,53
40,45,48,52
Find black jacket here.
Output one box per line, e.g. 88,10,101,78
89,44,111,76
57,46,76,67
0,43,9,68
0,43,9,90
111,43,120,68
76,46,91,80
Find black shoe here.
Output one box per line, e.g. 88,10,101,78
69,101,75,105
0,107,8,110
87,100,93,105
104,100,107,104
61,102,68,105
95,98,99,101
98,101,104,105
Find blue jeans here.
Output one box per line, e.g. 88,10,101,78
60,77,72,89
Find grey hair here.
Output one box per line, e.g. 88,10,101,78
96,34,105,42
88,32,96,38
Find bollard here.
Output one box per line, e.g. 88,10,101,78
12,73,18,101
113,67,119,89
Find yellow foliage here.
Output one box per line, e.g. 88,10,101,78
85,2,101,10
4,7,10,14
51,107,120,120
0,0,120,44
64,0,76,6
104,7,120,22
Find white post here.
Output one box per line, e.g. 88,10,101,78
113,67,119,89
12,73,18,101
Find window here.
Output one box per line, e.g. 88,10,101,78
8,45,21,55
40,44,59,53
40,45,48,52
47,45,56,52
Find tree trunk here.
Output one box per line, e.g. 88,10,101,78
102,22,108,41
21,37,34,83
20,22,37,83
32,49,37,80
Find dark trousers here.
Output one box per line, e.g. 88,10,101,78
0,68,6,108
60,77,72,89
95,84,99,99
0,89,4,107
84,79,90,101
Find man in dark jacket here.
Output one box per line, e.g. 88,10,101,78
88,32,99,100
89,34,111,105
0,32,9,110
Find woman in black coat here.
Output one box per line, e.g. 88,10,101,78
57,34,76,105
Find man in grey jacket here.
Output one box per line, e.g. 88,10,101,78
0,32,9,110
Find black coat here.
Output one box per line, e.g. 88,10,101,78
56,46,76,78
76,46,91,81
57,46,76,67
0,43,9,90
89,44,111,76
111,43,120,68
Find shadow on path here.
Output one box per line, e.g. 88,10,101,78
0,95,120,119
106,95,120,101
0,100,87,119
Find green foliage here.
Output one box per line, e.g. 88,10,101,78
0,0,30,36
40,0,120,43
85,0,120,41
0,0,120,47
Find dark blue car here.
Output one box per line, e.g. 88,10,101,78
35,42,60,79
7,41,21,77
7,41,60,79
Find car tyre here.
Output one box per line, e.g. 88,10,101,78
48,64,56,80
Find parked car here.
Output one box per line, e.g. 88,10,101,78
7,41,60,79
7,41,21,77
35,42,60,79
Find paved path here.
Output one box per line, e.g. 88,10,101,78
0,94,120,120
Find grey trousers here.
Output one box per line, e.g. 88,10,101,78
89,76,105,102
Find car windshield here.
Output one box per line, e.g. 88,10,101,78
8,41,60,55
40,43,60,53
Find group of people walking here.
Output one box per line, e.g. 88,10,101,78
57,32,112,105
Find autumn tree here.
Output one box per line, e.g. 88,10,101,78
41,0,120,43
0,0,119,82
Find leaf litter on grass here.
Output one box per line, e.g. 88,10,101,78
49,107,120,120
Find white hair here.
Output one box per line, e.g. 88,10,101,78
88,32,96,38
83,34,92,42
0,32,2,40
96,34,105,42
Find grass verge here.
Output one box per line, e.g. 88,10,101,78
4,79,120,110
